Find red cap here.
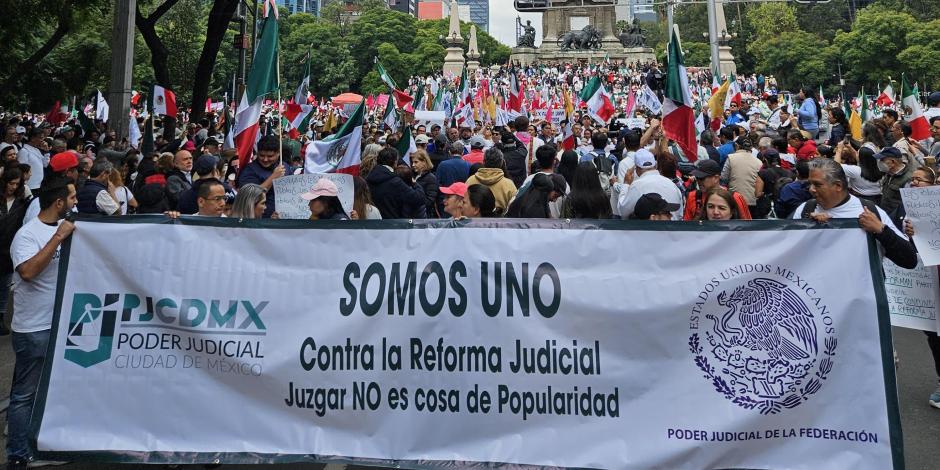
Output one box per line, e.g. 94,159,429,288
49,151,78,173
439,182,468,198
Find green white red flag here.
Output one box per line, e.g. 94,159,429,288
902,75,930,141
233,4,279,169
579,76,615,125
662,26,697,162
305,99,365,175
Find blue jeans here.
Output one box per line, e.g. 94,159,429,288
6,329,50,461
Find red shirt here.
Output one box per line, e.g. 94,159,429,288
463,149,485,165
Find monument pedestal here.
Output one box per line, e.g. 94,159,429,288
536,47,656,64
510,47,538,67
718,45,736,76
443,46,465,77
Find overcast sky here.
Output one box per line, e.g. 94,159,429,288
488,1,543,47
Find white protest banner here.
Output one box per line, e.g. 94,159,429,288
900,186,940,266
885,257,940,332
413,110,447,129
531,109,564,127
36,219,902,469
617,117,647,130
638,86,662,115
273,173,353,219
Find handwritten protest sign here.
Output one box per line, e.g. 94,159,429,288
901,186,940,266
532,109,564,127
885,256,940,332
273,173,353,220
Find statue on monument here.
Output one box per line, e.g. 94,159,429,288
618,18,647,48
557,25,601,51
517,18,536,48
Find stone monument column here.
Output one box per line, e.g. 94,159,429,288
715,0,737,76
442,0,465,76
467,25,481,73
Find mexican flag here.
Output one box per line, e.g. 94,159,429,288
902,75,930,141
580,76,615,125
283,103,314,139
152,85,177,117
294,52,310,104
382,97,399,133
377,60,413,109
458,67,471,105
661,26,697,163
395,124,417,165
876,84,895,107
305,99,365,175
96,90,109,122
233,5,279,170
508,69,523,113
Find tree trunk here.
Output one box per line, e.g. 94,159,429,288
188,0,239,125
135,0,180,88
0,3,73,100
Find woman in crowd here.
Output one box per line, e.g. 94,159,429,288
411,150,440,217
440,182,468,219
353,176,382,220
463,184,498,218
0,166,29,335
834,124,883,205
230,183,267,219
562,162,611,219
826,107,850,147
109,164,137,215
506,173,555,218
394,165,427,219
302,178,355,220
359,143,383,178
557,150,580,188
699,187,743,221
797,87,821,139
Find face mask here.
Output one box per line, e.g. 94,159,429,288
876,160,889,173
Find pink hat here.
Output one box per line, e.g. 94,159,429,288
182,140,196,151
439,182,468,198
301,178,338,201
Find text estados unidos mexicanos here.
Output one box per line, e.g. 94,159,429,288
667,427,879,444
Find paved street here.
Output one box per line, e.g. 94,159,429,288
0,327,937,469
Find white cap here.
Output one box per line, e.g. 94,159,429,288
635,148,656,169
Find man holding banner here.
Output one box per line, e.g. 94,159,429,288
237,135,292,218
7,177,75,469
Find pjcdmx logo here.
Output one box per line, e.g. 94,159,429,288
63,292,269,368
64,293,120,368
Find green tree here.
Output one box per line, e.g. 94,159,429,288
758,31,834,90
681,42,711,68
897,20,940,89
157,0,206,106
832,6,916,88
746,3,798,66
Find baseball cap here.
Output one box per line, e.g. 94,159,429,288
194,154,220,176
470,135,486,149
415,134,430,145
203,137,220,147
300,178,338,201
873,147,903,161
927,91,940,107
635,148,656,169
439,182,468,198
50,151,79,172
633,193,680,220
15,126,25,134
691,159,720,179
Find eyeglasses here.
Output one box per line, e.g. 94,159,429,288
204,196,227,202
911,177,933,184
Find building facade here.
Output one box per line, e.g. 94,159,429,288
462,0,489,32
417,0,448,19
388,0,417,16
275,0,321,15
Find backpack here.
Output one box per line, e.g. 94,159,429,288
590,151,615,196
800,197,880,220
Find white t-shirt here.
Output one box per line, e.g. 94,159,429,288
840,164,882,197
17,144,45,190
792,195,903,238
11,218,62,332
114,186,134,215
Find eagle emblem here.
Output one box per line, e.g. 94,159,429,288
690,276,837,414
